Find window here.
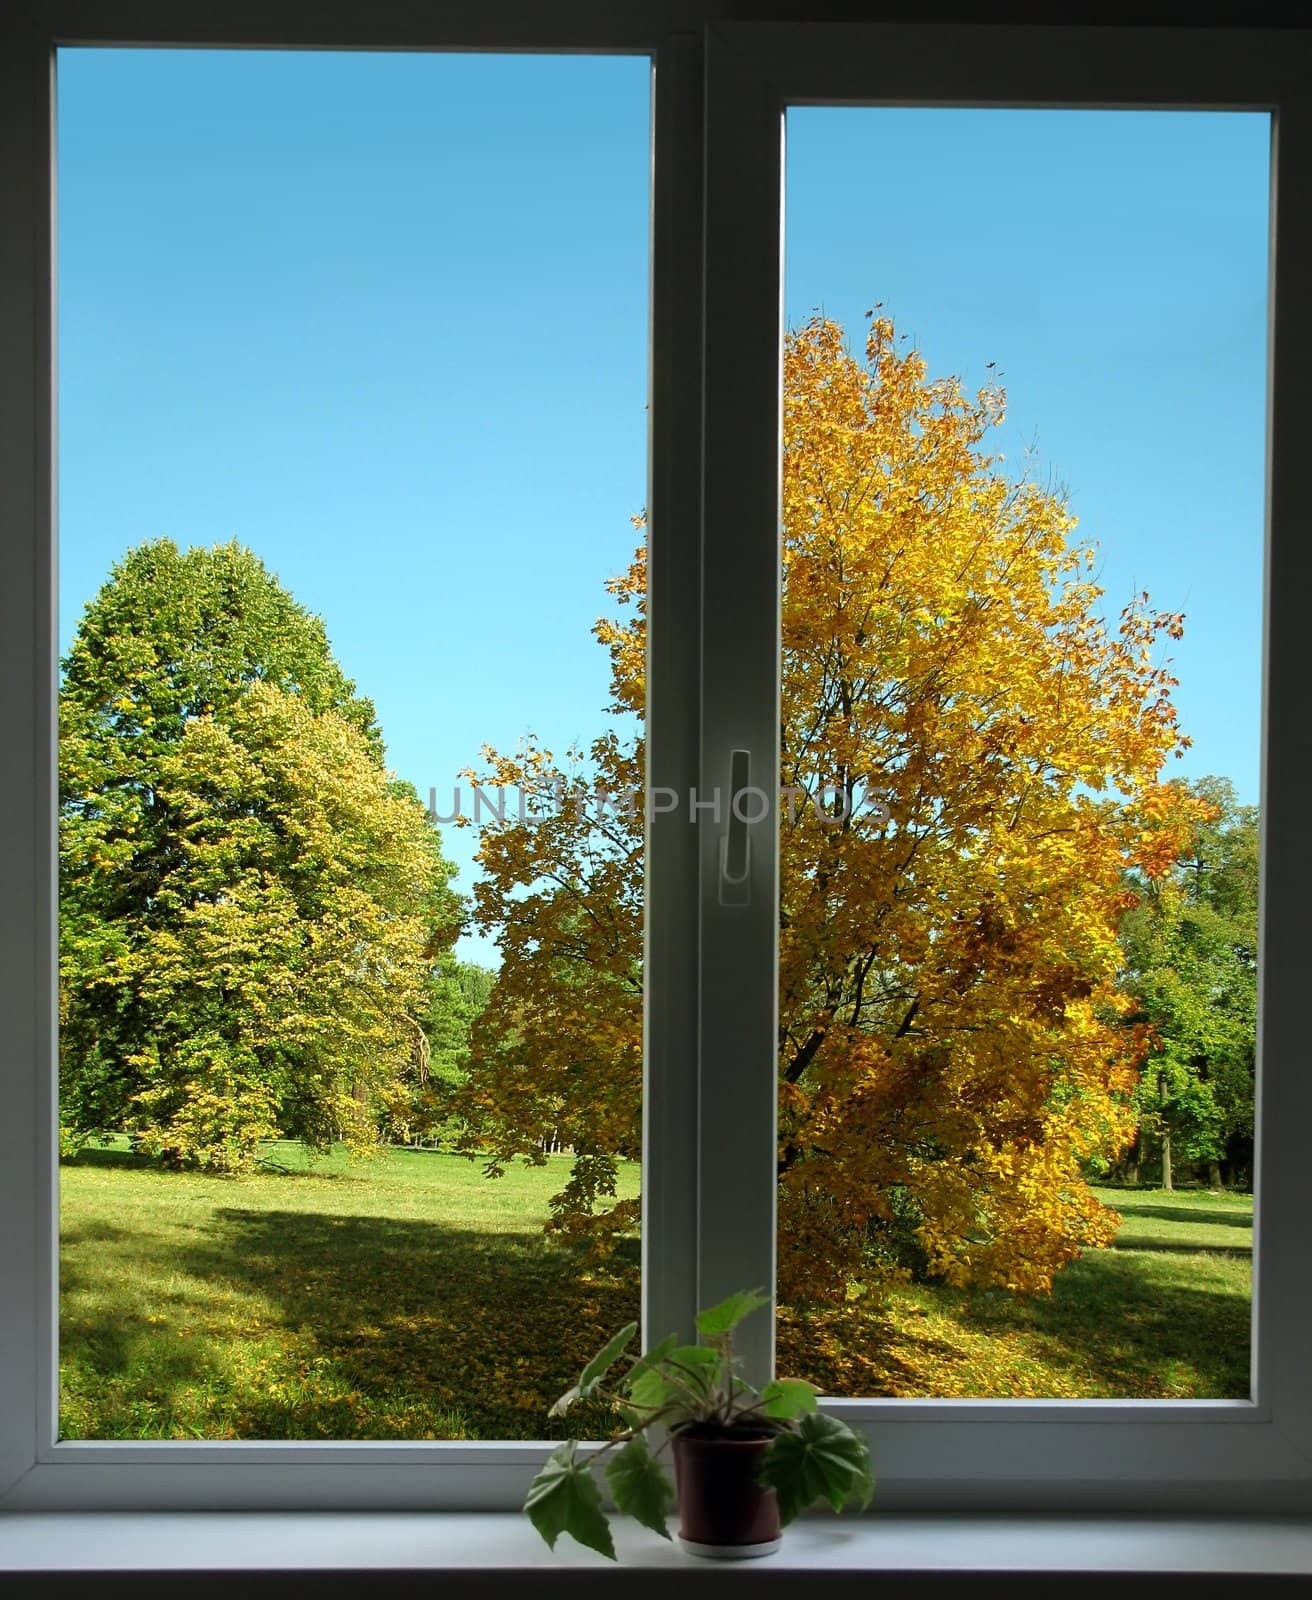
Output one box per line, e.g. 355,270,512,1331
54,44,651,1449
2,12,1310,1517
778,104,1266,1402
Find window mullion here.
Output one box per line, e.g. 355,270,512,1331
642,32,706,1355
696,27,784,1387
0,22,56,1500
1253,95,1312,1447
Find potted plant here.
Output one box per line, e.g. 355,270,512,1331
523,1289,874,1561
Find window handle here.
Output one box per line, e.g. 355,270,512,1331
718,747,752,906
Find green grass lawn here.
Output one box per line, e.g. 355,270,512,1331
60,1140,641,1441
779,1185,1252,1401
60,1147,1251,1440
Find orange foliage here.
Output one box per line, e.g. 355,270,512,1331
458,314,1206,1302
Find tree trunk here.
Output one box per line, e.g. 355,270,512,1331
1208,1159,1223,1192
1126,1135,1142,1187
1158,1072,1173,1193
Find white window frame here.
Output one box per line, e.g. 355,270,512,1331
1,7,1309,1518
696,20,1312,1516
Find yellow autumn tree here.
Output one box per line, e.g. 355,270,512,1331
459,313,1202,1304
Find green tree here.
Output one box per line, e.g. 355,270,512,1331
378,955,496,1147
429,958,496,1084
1117,777,1258,1190
59,539,459,1168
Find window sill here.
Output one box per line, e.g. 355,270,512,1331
2,1512,1311,1597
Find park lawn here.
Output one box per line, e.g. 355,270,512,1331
781,1186,1252,1401
60,1140,641,1441
60,1149,1251,1440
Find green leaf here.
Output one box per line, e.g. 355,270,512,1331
549,1320,638,1417
617,1335,680,1425
580,1320,638,1393
695,1288,770,1340
760,1378,820,1421
524,1440,617,1560
623,1333,679,1392
547,1384,582,1419
628,1343,719,1416
603,1435,675,1541
757,1411,875,1526
666,1344,721,1381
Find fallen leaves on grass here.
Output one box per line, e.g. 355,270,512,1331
58,1153,1250,1439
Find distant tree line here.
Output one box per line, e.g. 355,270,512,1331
1111,776,1258,1191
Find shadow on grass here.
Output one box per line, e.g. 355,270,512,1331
949,1250,1249,1397
61,1145,154,1171
251,1158,357,1180
1113,1203,1252,1232
61,1218,134,1248
63,1144,358,1181
778,1302,973,1399
1110,1238,1251,1256
61,1206,639,1441
784,1245,1250,1401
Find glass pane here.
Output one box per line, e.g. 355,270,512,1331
57,48,648,1440
778,108,1266,1399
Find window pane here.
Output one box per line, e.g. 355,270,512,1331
778,108,1266,1400
57,48,648,1441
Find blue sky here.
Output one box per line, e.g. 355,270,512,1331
57,53,1269,967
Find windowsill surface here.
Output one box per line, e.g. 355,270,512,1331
3,1510,1312,1590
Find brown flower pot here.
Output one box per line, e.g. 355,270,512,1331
670,1425,782,1559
